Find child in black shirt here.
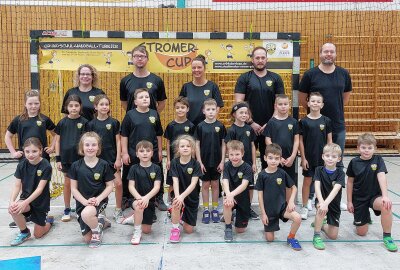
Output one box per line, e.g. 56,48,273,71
312,143,345,250
55,95,88,222
195,98,226,224
346,133,398,252
127,141,162,245
9,138,53,246
169,135,203,243
255,144,302,251
69,132,115,248
221,140,252,242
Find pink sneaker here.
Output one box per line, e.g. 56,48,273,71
169,227,181,243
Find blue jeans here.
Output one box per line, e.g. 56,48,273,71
333,129,346,168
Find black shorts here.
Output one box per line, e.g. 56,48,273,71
353,194,381,227
61,163,72,174
132,200,156,225
315,200,341,227
77,201,108,236
233,196,250,228
264,203,288,232
201,167,221,181
23,205,48,227
181,204,199,227
166,171,173,186
302,166,317,177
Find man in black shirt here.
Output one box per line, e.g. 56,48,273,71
235,46,284,169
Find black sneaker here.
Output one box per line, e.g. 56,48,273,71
250,208,259,220
9,216,31,228
155,196,169,211
224,227,233,242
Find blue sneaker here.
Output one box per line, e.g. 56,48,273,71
10,231,31,246
287,238,302,251
211,209,220,223
202,209,210,224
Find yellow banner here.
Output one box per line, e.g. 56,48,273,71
39,38,293,73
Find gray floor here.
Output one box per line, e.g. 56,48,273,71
1,157,400,269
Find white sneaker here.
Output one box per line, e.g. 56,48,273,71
61,208,71,222
113,210,124,224
307,199,313,211
340,202,347,211
131,229,141,245
121,214,134,225
300,207,309,220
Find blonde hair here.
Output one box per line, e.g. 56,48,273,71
357,133,377,147
78,132,102,156
74,64,99,88
226,140,244,154
202,98,217,109
323,143,342,156
173,135,196,158
20,90,42,121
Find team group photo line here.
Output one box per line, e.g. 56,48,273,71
5,43,397,252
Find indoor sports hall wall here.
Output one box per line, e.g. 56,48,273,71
1,5,399,150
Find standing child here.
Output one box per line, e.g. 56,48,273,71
8,138,54,246
312,143,345,250
225,102,258,220
87,94,123,223
221,140,253,242
164,96,195,202
346,133,398,252
127,141,162,245
263,94,299,196
169,135,203,243
299,92,332,220
195,98,226,224
55,95,88,222
120,88,164,211
69,132,115,248
255,143,302,250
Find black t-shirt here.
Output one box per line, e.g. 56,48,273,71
127,163,162,201
299,115,332,167
61,87,105,121
120,73,167,111
163,120,195,159
170,157,203,207
14,158,52,211
179,81,224,126
54,116,88,164
8,114,55,150
68,158,115,208
194,120,226,168
299,66,352,133
235,70,284,126
314,166,345,211
120,109,163,159
225,123,256,165
255,168,294,217
87,117,120,164
263,116,299,159
222,161,252,200
346,155,387,201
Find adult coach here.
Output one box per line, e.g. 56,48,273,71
119,45,167,112
299,43,352,163
234,46,285,169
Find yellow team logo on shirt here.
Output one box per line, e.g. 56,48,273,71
266,80,273,87
187,168,193,174
77,123,83,129
320,124,325,131
184,126,190,132
94,173,101,180
149,116,156,124
288,124,293,130
238,172,243,179
106,124,112,130
204,89,210,96
276,178,282,185
36,121,42,127
89,96,95,102
371,164,377,171
150,172,156,180
146,82,153,89
246,131,250,137
37,170,42,177
215,127,220,133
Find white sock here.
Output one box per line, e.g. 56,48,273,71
92,224,100,233
172,223,179,229
134,225,141,232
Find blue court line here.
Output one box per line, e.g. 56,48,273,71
0,242,158,249
0,163,9,168
0,173,14,182
389,189,400,198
